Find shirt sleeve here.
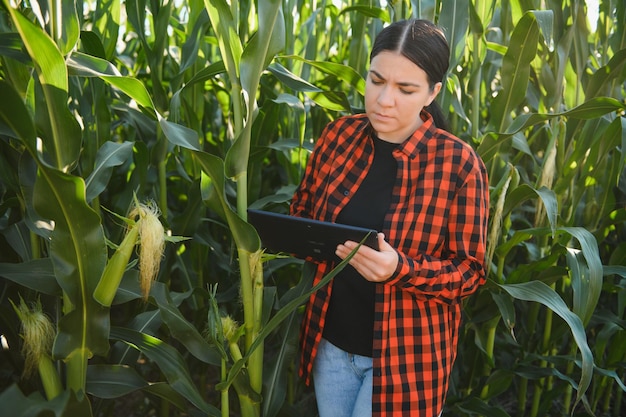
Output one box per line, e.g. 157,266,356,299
386,151,489,305
291,139,322,219
290,122,336,219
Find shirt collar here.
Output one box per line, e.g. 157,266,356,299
395,110,436,159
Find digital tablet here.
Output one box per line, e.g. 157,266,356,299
247,209,379,261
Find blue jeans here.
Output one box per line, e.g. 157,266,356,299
313,338,373,417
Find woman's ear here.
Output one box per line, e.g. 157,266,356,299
426,82,443,106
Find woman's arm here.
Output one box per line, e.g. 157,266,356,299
337,157,489,305
290,125,334,219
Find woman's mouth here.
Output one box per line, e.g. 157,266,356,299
373,112,393,122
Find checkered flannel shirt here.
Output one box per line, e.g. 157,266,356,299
290,111,489,417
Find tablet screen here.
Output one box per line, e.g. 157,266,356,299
247,209,379,261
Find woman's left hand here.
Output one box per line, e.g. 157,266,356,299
335,233,398,282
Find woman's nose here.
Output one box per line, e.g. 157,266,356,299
377,86,394,106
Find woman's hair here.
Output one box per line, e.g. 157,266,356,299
370,19,450,131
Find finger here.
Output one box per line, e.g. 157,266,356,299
377,233,395,252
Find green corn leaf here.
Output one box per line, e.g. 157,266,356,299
0,384,92,417
240,0,284,95
109,270,142,305
0,259,60,296
32,165,107,315
100,76,157,113
501,97,624,134
494,227,540,260
468,0,496,34
110,327,221,417
305,90,352,112
86,364,188,410
225,0,285,179
439,0,469,71
0,81,36,151
0,79,109,388
500,280,594,411
79,31,107,58
561,227,603,326
609,117,626,186
499,184,557,234
491,291,516,333
177,11,211,74
0,32,30,63
268,63,322,92
478,97,625,161
481,368,514,400
159,118,201,151
3,1,82,171
593,366,626,393
170,60,226,121
150,282,222,366
454,395,511,416
559,97,625,120
87,365,186,410
338,5,389,20
67,51,122,76
278,55,366,95
85,141,134,202
128,0,171,111
35,165,110,389
203,0,243,79
532,9,554,51
218,236,368,391
193,151,260,252
584,49,626,99
125,0,148,45
66,52,157,113
489,11,544,132
535,186,558,235
262,274,311,417
86,364,152,398
91,0,122,59
54,0,80,55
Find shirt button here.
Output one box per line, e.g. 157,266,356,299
343,190,349,196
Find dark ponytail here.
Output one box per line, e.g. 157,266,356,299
425,102,449,132
370,19,450,131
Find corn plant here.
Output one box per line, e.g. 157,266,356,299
0,0,224,414
0,0,625,416
439,1,626,416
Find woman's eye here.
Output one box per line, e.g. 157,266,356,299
370,79,383,85
400,89,413,95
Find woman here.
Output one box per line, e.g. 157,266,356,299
290,19,489,417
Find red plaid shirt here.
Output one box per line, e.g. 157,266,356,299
290,111,489,416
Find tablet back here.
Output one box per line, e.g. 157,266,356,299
247,209,379,261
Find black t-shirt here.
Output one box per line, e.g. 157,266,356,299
322,135,398,357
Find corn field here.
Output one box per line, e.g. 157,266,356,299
0,0,625,416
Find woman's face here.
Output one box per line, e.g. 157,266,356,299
365,51,442,143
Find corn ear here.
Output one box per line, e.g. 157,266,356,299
93,224,140,306
205,285,228,360
38,354,63,400
129,201,165,300
221,315,242,345
223,316,244,363
11,297,62,400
